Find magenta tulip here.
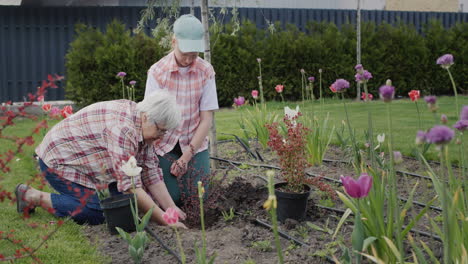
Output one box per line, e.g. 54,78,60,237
340,173,372,198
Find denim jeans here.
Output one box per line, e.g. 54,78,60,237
40,159,121,225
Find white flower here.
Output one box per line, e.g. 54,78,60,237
377,133,385,144
284,105,300,120
121,156,142,177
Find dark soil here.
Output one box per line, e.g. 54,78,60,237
82,141,445,263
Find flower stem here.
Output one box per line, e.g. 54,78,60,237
267,174,284,264
415,101,422,130
363,82,375,167
385,103,403,256
174,227,186,264
319,70,323,115
446,68,459,117
121,78,125,99
198,182,207,260
342,93,361,170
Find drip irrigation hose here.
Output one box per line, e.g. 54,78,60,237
145,227,182,264
220,133,258,160
315,205,442,242
253,218,335,263
211,157,443,212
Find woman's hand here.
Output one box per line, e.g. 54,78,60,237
170,155,191,177
171,221,188,229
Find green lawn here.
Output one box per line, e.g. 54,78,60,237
216,96,468,162
0,96,466,263
0,119,107,263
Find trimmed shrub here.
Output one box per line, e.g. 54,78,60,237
65,19,468,107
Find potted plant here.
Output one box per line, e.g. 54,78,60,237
95,163,136,235
266,108,335,222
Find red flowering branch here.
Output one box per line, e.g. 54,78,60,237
0,75,89,263
266,114,336,198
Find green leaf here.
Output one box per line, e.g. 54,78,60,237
382,236,403,262
140,206,154,230
333,207,353,239
351,213,364,255
116,227,131,242
362,236,377,252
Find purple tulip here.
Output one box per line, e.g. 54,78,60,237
425,125,455,145
308,76,315,82
129,80,136,86
332,79,350,92
436,54,454,69
340,173,372,199
233,96,245,106
379,85,395,102
116,72,126,78
453,120,468,131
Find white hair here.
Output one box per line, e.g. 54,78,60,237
136,90,181,130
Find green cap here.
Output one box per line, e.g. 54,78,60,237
173,14,204,53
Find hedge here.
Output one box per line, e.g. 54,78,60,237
65,19,468,107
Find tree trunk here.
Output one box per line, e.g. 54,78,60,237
200,0,218,168
356,0,362,101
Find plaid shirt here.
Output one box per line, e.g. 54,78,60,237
35,100,163,192
148,51,215,155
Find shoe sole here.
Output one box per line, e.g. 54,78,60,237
15,184,35,214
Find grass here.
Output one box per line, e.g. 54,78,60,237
0,96,466,263
0,119,107,263
216,96,468,163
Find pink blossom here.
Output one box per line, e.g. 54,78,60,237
251,90,259,99
61,105,73,118
275,84,284,93
233,96,245,106
42,104,51,112
162,208,179,225
49,107,60,117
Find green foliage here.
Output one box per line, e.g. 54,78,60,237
250,240,273,252
66,19,468,107
221,207,235,222
66,20,166,106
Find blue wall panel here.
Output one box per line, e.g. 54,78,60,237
1,6,467,102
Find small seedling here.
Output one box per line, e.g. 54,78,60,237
221,208,235,222
251,240,273,252
294,225,309,240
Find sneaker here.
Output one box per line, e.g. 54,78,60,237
15,184,35,214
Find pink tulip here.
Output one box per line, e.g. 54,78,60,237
275,84,284,93
163,208,179,225
61,105,73,118
233,96,245,106
251,90,259,99
42,103,51,112
37,95,44,103
340,173,372,198
49,107,61,117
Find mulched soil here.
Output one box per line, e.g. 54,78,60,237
82,141,446,263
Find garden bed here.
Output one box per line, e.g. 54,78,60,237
82,141,446,263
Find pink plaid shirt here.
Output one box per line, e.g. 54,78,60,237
35,100,163,192
148,51,216,155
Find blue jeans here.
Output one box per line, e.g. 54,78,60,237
40,159,121,225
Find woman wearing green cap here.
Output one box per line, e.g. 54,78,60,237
144,14,218,205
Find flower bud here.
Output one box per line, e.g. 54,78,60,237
385,79,392,86
441,114,448,124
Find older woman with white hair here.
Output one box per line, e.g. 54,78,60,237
15,90,187,229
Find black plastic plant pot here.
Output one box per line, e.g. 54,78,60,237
274,182,311,222
100,193,136,235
